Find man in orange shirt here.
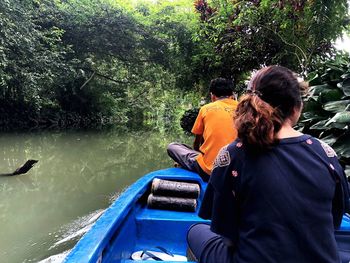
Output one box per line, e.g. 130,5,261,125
167,78,238,181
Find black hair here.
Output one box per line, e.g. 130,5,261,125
209,78,234,97
235,66,304,151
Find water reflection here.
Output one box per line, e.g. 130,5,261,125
0,127,190,262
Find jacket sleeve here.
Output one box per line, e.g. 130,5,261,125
317,139,350,227
198,144,241,243
335,161,350,207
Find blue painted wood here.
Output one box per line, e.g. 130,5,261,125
63,168,205,263
340,214,350,230
63,168,350,263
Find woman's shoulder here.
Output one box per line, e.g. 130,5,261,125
212,139,245,170
220,139,245,159
300,135,344,172
225,139,245,155
305,135,338,158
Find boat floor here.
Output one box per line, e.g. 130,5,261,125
107,201,208,262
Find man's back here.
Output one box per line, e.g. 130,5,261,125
192,98,238,175
166,77,237,181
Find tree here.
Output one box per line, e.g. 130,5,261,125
0,0,70,104
1,0,201,129
194,0,349,81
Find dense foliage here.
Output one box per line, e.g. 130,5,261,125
0,0,73,128
0,0,349,131
194,0,349,81
0,0,199,130
180,107,200,133
300,54,350,176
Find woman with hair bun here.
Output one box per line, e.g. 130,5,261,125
187,66,350,263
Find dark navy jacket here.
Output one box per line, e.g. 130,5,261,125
199,135,350,263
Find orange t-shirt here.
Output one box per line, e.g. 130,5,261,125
191,98,238,175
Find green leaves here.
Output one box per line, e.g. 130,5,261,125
193,0,349,80
325,111,350,125
338,78,350,96
323,100,350,113
301,54,350,173
0,0,202,129
333,136,350,159
309,84,333,96
0,0,70,104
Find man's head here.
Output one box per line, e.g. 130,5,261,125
209,78,234,98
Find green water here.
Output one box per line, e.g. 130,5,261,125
0,128,189,262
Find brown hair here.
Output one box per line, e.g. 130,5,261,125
234,66,304,151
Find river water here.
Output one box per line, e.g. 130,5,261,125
0,127,189,263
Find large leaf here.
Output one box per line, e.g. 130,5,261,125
322,68,344,83
319,134,337,146
319,88,343,103
341,73,350,79
308,84,332,96
325,111,350,125
301,112,326,122
333,136,350,158
307,72,320,86
303,99,322,112
340,78,350,96
331,123,348,129
323,100,350,113
345,165,350,178
310,119,328,130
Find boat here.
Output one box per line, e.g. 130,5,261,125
63,168,350,263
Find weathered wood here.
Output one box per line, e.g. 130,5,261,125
151,178,200,198
147,194,197,212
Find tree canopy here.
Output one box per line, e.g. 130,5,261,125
194,0,349,81
0,0,200,129
0,0,349,130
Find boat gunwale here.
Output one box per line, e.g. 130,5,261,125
63,168,202,263
63,167,350,263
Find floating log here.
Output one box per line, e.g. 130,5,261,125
0,159,39,176
151,178,200,198
12,160,38,175
147,194,197,212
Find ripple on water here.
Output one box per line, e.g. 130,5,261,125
39,209,105,263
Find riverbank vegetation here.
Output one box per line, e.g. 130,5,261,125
0,0,201,129
1,0,350,173
1,0,348,130
300,55,350,175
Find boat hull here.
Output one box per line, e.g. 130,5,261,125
64,168,207,263
64,168,350,263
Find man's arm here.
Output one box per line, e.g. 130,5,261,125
193,134,204,151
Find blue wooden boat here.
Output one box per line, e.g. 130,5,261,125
64,168,350,263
